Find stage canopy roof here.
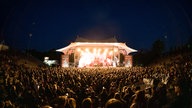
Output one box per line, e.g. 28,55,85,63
56,37,137,55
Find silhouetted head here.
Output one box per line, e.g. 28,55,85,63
82,97,93,108
105,98,123,108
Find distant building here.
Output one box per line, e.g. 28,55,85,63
0,44,9,51
44,57,58,66
56,37,137,67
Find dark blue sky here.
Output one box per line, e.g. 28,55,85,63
0,0,192,51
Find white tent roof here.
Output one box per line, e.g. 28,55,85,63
56,42,137,55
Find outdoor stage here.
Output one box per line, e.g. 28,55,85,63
56,37,137,68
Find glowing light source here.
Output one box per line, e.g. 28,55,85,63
85,48,89,52
77,47,118,67
114,48,118,52
98,48,101,52
77,48,81,52
109,51,113,56
104,48,108,52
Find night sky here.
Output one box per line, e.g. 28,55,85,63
0,0,192,51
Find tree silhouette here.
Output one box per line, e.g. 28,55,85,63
151,39,165,57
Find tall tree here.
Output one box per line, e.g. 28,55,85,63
151,39,165,57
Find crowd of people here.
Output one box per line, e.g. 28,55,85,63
0,50,192,108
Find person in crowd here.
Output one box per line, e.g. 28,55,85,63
113,92,126,105
52,95,68,108
123,87,134,107
130,90,147,108
98,87,108,107
67,98,76,108
105,98,123,108
81,97,93,108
